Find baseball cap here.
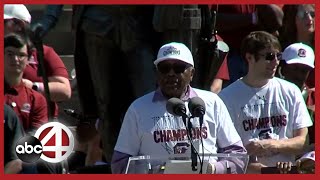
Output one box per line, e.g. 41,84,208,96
154,42,194,66
4,4,31,23
282,43,314,68
297,151,315,162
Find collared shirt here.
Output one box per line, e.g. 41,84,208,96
152,85,198,102
4,81,48,133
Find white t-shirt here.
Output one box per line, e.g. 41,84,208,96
114,88,241,159
219,77,313,166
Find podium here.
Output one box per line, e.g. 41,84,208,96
125,153,249,174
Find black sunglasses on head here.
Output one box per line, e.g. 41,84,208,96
157,62,192,74
257,52,282,61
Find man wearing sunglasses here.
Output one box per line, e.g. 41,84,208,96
219,31,313,173
111,42,247,174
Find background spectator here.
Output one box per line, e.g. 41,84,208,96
4,4,71,119
4,104,25,174
280,4,315,89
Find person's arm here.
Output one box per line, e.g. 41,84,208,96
296,151,315,174
111,151,132,174
210,54,229,93
47,76,72,101
246,127,309,157
28,91,48,134
4,104,25,161
23,46,71,102
33,5,64,38
210,79,223,94
4,104,25,174
111,105,140,173
5,159,23,174
275,128,308,154
23,76,71,102
246,161,267,174
213,141,247,174
43,46,71,102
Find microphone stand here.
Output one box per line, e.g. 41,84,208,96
30,24,66,174
181,115,198,172
30,25,54,121
198,115,204,174
187,117,198,172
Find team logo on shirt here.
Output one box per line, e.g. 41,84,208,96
21,103,31,113
174,142,190,154
28,55,37,64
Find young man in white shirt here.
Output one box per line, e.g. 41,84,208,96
219,31,312,173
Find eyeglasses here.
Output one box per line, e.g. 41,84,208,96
157,62,192,74
297,11,315,19
257,52,282,61
5,51,28,61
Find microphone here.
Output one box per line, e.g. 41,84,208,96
188,97,205,130
166,98,188,118
188,97,206,117
189,97,207,173
167,98,198,172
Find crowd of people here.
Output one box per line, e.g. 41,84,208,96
4,4,315,174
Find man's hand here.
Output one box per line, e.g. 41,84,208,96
206,163,216,174
5,159,23,174
245,139,279,157
296,151,315,174
22,78,33,89
276,161,293,174
297,159,315,174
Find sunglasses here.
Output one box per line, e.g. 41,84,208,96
157,62,192,74
257,52,282,61
297,11,315,19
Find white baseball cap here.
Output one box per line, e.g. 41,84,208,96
282,43,314,68
297,151,315,162
4,4,31,23
154,42,194,66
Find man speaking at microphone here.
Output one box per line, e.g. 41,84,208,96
111,42,246,174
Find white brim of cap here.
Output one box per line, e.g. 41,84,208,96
4,14,13,20
286,58,314,68
4,14,31,23
154,57,193,66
